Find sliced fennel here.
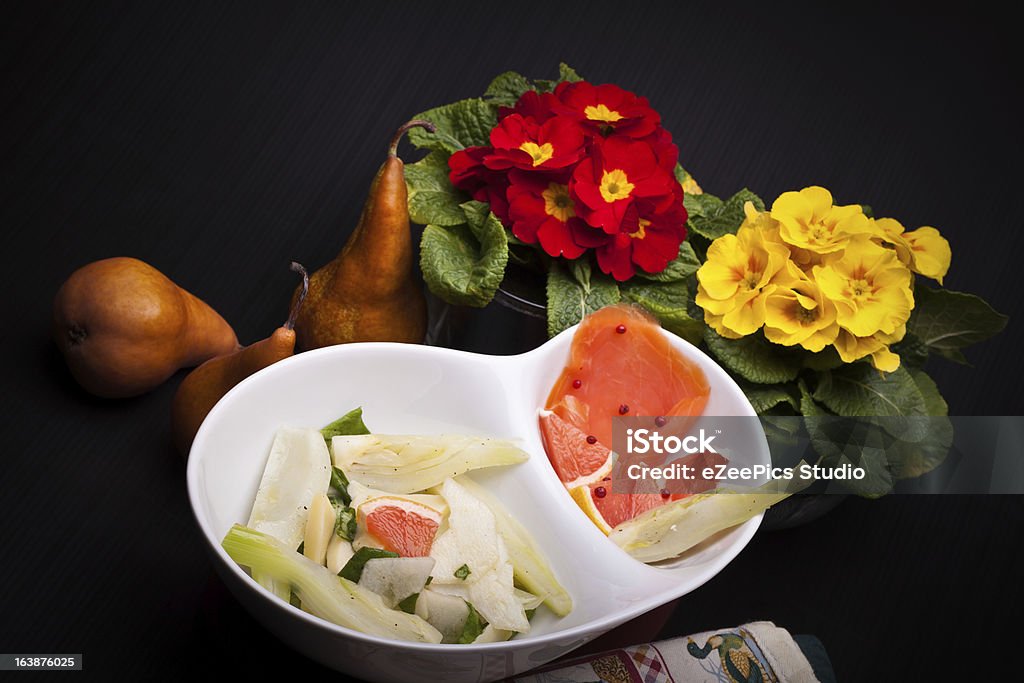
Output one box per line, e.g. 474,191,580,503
331,434,528,493
453,475,572,617
474,624,515,643
247,427,332,600
428,479,528,633
609,489,791,563
222,524,441,643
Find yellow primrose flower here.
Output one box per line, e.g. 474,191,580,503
813,235,913,337
869,218,951,284
770,186,872,260
903,226,951,284
696,212,791,338
869,217,913,265
763,262,840,352
833,325,906,372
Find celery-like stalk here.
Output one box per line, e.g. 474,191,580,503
222,524,442,643
608,490,791,563
331,434,529,494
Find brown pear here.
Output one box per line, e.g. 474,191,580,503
291,120,434,351
53,257,239,398
171,262,309,456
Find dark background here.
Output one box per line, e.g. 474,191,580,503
2,2,1022,680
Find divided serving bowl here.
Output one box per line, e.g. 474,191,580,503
186,323,768,682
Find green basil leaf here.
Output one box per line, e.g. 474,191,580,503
321,407,370,443
397,593,419,614
454,564,471,581
458,602,486,644
338,547,399,583
333,505,356,541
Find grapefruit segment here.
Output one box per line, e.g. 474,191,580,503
538,410,613,489
570,484,673,536
358,497,442,557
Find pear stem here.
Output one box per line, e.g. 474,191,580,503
286,261,309,331
389,119,437,157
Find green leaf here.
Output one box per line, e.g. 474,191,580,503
908,368,948,416
889,332,930,369
886,369,952,478
397,593,419,614
338,547,399,582
907,287,1008,363
739,381,798,414
800,385,895,497
408,98,498,154
703,328,803,384
405,151,467,227
558,63,583,83
420,201,509,307
674,164,696,187
484,71,533,106
802,346,845,371
814,364,929,444
458,602,486,644
546,260,620,337
861,204,874,218
620,279,703,346
322,408,371,443
813,365,926,418
684,189,765,240
634,241,701,283
333,505,356,541
535,63,584,93
454,564,471,581
329,469,352,508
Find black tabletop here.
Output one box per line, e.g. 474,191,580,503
2,2,1022,681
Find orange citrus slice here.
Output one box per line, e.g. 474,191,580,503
538,409,614,489
570,484,674,536
358,497,442,557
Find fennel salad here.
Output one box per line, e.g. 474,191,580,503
222,408,572,644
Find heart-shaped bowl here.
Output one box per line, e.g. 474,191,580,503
186,323,767,683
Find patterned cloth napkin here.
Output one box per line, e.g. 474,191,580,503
510,621,822,682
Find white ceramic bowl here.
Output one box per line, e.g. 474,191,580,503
187,323,767,683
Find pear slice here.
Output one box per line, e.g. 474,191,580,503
358,556,435,608
414,589,470,644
